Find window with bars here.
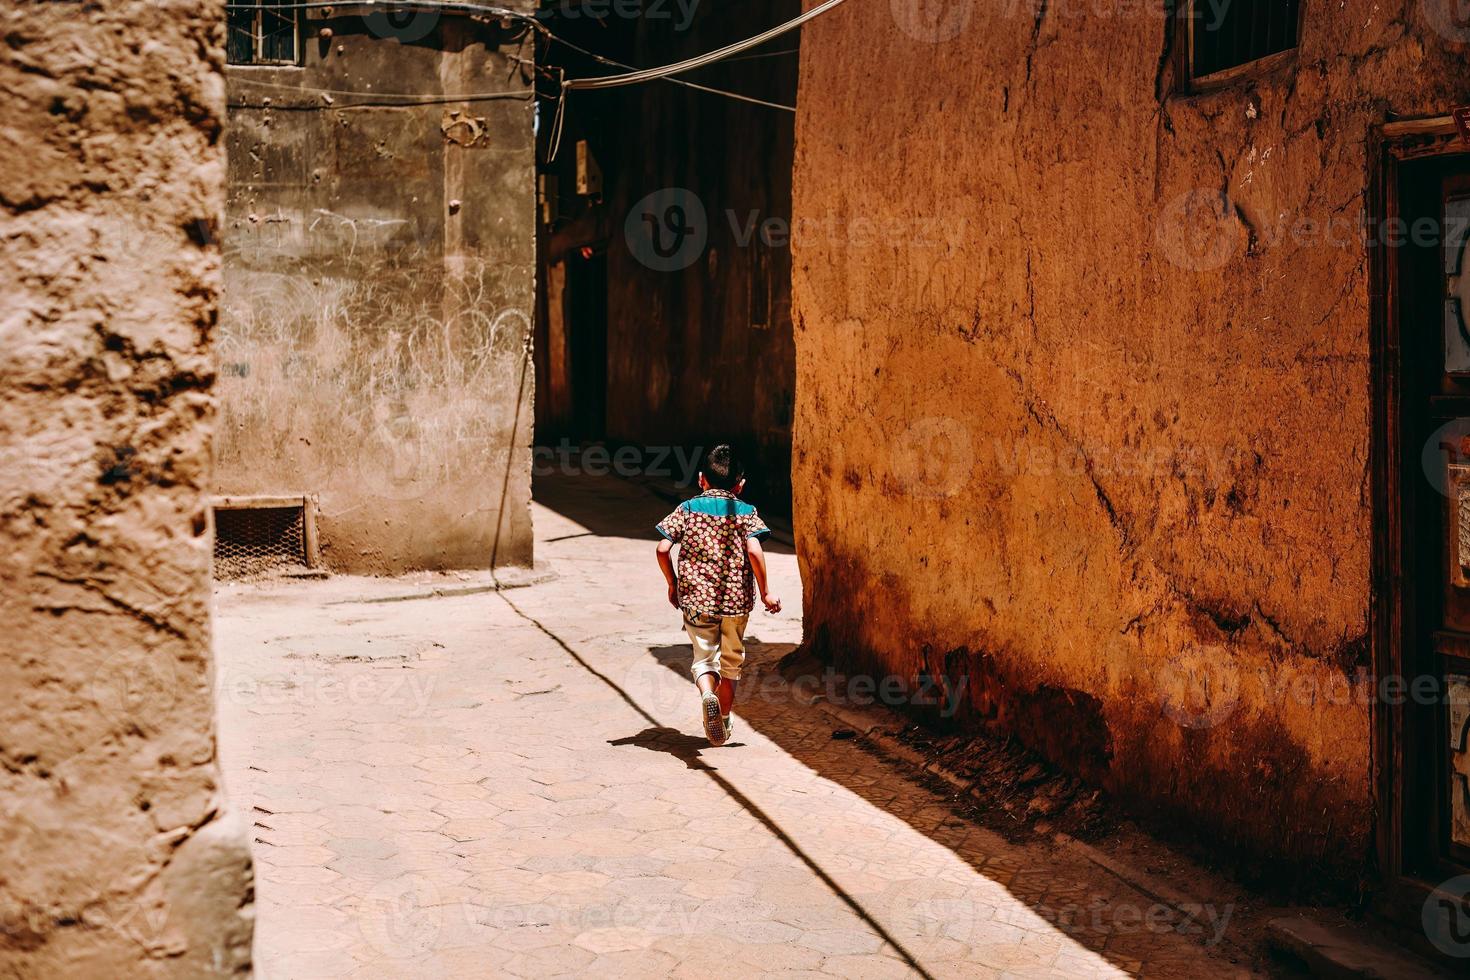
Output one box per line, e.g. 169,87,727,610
227,0,299,66
1185,0,1300,86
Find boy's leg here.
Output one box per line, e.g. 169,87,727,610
715,676,736,716
686,613,723,687
685,613,728,745
716,615,750,717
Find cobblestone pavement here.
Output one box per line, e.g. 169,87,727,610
216,473,1265,979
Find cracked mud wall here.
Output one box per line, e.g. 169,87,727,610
791,1,1470,880
219,16,535,574
0,0,253,974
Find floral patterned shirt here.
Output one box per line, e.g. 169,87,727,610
657,490,771,617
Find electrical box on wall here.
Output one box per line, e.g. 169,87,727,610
575,140,602,197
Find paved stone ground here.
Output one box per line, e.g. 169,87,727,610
217,473,1267,979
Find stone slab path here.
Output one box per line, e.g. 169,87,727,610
216,473,1265,979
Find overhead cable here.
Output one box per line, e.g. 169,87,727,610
561,0,848,91
224,0,806,112
223,0,539,25
548,34,795,112
228,74,532,107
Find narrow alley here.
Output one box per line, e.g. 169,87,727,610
217,473,1264,979
11,0,1470,975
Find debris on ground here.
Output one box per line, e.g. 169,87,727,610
893,723,1115,842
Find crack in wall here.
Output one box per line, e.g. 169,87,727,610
33,570,190,642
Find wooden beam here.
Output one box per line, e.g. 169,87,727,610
302,494,322,568
1380,115,1456,139
210,494,307,511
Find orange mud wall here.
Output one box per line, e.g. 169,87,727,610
791,0,1469,881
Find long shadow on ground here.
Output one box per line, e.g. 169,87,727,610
637,641,1265,979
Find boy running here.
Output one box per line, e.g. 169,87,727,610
654,445,781,746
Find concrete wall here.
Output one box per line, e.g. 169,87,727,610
791,1,1470,881
536,5,798,510
220,14,536,573
0,0,254,974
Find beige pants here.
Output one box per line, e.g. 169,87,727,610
684,612,749,682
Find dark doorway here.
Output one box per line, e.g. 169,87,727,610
566,248,608,442
530,3,799,515
1374,124,1470,956
1396,157,1470,880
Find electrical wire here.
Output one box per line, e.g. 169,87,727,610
547,33,795,112
226,93,530,108
718,47,799,62
546,66,571,168
228,73,531,104
223,0,539,25
224,0,802,113
224,0,820,143
560,0,848,90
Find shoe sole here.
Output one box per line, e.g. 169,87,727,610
702,694,727,746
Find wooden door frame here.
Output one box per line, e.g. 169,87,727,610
1370,114,1470,927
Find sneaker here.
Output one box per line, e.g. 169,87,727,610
722,715,733,740
701,693,727,746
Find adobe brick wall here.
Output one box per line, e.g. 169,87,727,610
791,0,1470,881
0,0,254,973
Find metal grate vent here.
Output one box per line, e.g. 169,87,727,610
212,495,320,580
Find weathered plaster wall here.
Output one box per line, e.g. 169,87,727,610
536,5,798,510
0,0,254,973
792,0,1470,880
221,15,535,573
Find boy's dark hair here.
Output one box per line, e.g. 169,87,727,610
701,444,743,490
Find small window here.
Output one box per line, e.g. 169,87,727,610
1185,0,1300,86
228,0,299,66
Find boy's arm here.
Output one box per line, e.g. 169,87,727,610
656,539,678,608
745,537,781,614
